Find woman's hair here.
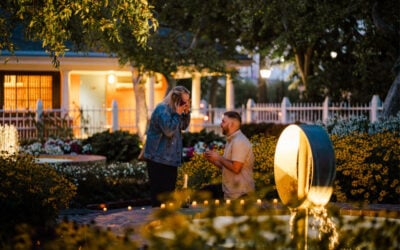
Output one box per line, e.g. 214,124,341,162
162,86,190,110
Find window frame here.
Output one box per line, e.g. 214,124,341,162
0,71,61,110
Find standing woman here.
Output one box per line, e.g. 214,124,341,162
143,86,191,207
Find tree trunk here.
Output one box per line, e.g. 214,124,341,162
293,46,313,89
372,2,400,118
132,69,148,141
382,71,400,118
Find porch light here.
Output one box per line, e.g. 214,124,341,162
107,72,116,84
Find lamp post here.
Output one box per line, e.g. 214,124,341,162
259,68,272,102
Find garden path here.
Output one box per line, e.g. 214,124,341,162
59,206,155,247
60,203,400,248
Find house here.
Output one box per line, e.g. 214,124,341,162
1,43,252,139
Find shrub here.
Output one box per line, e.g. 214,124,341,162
3,221,139,250
319,114,400,136
83,130,141,163
20,137,92,156
331,132,400,204
241,122,289,138
178,151,222,191
182,129,225,147
0,154,76,241
53,161,150,208
251,135,278,199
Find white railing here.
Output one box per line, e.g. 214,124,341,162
241,95,382,125
0,95,383,140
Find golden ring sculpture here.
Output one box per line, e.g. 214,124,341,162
274,124,336,209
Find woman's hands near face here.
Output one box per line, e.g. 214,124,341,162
176,93,190,115
176,103,187,115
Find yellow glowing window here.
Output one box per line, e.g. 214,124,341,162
3,74,53,110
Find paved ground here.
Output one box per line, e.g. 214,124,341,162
59,202,400,247
59,206,155,246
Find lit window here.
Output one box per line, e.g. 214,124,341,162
3,74,53,109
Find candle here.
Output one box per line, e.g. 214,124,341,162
215,199,220,206
256,199,262,206
273,198,278,205
183,174,188,189
226,199,231,205
192,201,197,207
160,203,166,209
204,200,209,206
240,199,245,205
127,206,132,211
103,207,107,212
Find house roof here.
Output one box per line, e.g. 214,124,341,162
1,26,252,75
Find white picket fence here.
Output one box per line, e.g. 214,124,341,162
0,95,383,140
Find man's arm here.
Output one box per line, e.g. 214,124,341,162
204,151,244,174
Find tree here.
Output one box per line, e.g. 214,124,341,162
0,0,158,66
1,0,244,139
372,1,400,118
102,0,247,137
230,0,399,104
0,0,159,139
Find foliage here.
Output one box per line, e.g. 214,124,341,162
0,0,157,66
240,122,288,138
179,124,400,204
179,135,278,199
0,154,76,241
1,221,139,250
182,129,225,147
178,151,222,191
251,135,278,199
233,78,258,107
320,113,400,136
150,0,242,73
230,0,399,102
331,132,400,204
53,161,150,207
142,197,400,250
34,112,74,141
103,0,246,87
83,130,141,163
5,201,399,249
20,137,92,156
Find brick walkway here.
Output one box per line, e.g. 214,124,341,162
60,202,400,248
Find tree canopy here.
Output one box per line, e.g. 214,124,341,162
1,0,399,114
230,0,399,103
0,0,158,66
